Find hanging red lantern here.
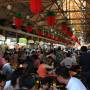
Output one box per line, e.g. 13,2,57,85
77,42,81,45
14,18,23,29
26,22,33,33
50,35,54,39
62,39,66,44
13,13,24,29
59,39,61,42
47,16,56,26
26,26,32,33
61,23,80,44
46,11,56,26
56,37,59,41
30,0,42,14
37,29,43,36
47,34,51,38
54,36,56,40
71,35,80,45
71,35,77,41
61,23,73,37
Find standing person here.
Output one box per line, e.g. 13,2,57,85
1,59,13,80
32,54,40,73
4,68,23,90
60,52,77,69
0,54,13,80
79,46,90,90
37,50,47,63
37,60,56,90
47,49,56,61
37,61,54,78
71,52,77,65
0,55,7,81
55,47,63,66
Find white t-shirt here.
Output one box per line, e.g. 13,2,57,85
4,80,13,90
66,77,87,90
60,57,74,68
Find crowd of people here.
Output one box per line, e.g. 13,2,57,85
0,46,90,90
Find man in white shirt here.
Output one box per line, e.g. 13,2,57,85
56,67,87,90
57,76,87,90
66,77,87,90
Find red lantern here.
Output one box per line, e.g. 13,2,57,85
62,40,66,44
71,35,80,45
47,16,56,26
47,34,51,38
71,35,78,42
50,35,53,39
61,23,81,44
26,26,33,33
61,24,72,37
30,0,42,14
37,30,43,36
46,11,56,26
54,36,57,40
77,42,81,45
59,38,61,42
13,13,24,29
14,18,23,29
43,32,47,37
56,37,59,41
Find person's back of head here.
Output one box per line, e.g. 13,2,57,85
55,66,69,78
19,74,35,90
66,52,71,57
58,46,61,51
40,60,44,64
81,46,87,52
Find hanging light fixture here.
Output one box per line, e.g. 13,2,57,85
26,15,30,19
7,5,12,10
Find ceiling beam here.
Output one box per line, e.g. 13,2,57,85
69,23,90,25
0,26,67,44
57,18,90,20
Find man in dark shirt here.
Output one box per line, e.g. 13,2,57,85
79,46,90,90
